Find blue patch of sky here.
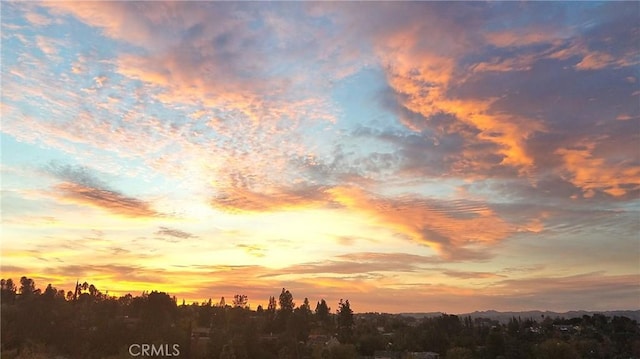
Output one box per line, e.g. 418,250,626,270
2,31,176,198
614,200,640,212
1,132,163,197
463,179,527,204
47,6,147,55
0,39,24,71
0,134,79,174
331,67,408,134
0,2,21,17
377,179,466,200
305,67,409,162
483,2,601,36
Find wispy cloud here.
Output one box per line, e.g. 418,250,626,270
442,270,506,280
45,164,163,219
54,182,161,218
24,11,52,27
328,187,513,259
212,185,330,213
556,140,640,198
156,227,197,240
490,272,640,311
236,244,266,258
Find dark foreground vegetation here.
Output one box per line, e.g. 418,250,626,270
1,276,639,358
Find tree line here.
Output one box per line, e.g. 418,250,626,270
1,277,355,358
1,276,639,358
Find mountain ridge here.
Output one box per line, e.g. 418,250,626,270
398,310,640,323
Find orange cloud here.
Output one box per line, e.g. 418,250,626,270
484,29,563,48
327,187,514,259
54,182,162,218
469,55,540,73
374,25,544,176
555,142,640,198
482,24,638,72
208,182,517,259
212,185,330,214
261,252,435,277
547,41,638,71
115,54,264,121
574,50,638,70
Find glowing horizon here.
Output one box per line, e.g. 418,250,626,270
1,1,639,314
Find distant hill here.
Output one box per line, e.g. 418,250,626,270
399,312,445,319
400,310,640,323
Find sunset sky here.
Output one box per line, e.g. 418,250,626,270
1,2,639,314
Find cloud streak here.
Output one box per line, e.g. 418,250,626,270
156,227,196,240
212,185,331,213
328,187,514,259
556,141,640,198
54,182,161,218
45,164,163,218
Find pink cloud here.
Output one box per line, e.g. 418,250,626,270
24,11,52,27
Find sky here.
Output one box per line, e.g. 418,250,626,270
1,1,639,314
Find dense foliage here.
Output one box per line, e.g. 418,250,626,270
1,277,638,358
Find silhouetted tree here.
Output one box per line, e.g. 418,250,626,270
336,299,354,343
267,296,277,314
315,299,331,329
264,295,277,333
140,290,177,338
89,284,98,297
278,288,294,313
43,284,57,300
1,278,16,303
4,274,639,359
300,297,312,316
232,294,248,308
277,288,294,333
291,305,311,342
19,276,36,299
486,327,505,358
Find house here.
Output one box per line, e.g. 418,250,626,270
553,324,577,333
